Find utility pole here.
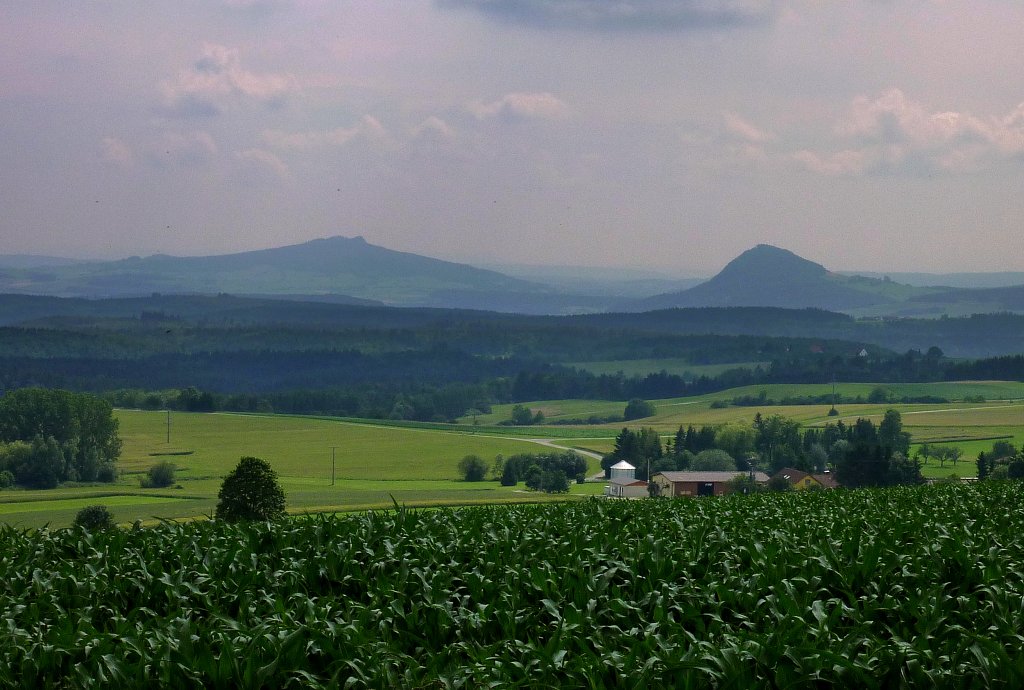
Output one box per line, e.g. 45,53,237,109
331,446,336,486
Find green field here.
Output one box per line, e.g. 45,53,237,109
4,381,1024,525
0,411,605,528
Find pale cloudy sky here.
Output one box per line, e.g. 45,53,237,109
3,0,1024,274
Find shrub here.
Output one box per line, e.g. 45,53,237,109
73,505,114,531
215,457,286,522
539,470,569,494
96,463,118,483
0,470,14,489
141,461,175,488
458,455,488,482
623,399,657,421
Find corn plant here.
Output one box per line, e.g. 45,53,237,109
1,482,1023,688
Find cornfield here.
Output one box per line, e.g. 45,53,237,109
2,482,1023,688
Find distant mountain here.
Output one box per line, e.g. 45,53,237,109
0,255,84,269
0,236,559,309
628,245,914,312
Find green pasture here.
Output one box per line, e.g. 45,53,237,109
4,381,1024,526
0,411,604,528
465,381,1024,428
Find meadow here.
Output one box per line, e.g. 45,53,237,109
4,482,1023,687
0,411,604,528
2,380,1022,525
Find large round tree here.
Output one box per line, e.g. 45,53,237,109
215,456,286,522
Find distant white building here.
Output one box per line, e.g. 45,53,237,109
605,460,648,497
609,460,636,480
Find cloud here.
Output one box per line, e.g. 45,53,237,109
146,131,218,167
100,137,134,168
412,116,456,140
439,0,775,31
235,148,290,179
469,92,569,120
161,43,298,116
793,89,1024,176
723,111,769,144
261,115,389,151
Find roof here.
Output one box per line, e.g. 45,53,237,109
812,473,840,489
607,476,647,486
655,471,770,483
610,460,636,470
773,467,810,484
772,467,840,489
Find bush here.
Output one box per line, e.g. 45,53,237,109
539,470,569,494
96,463,118,483
623,399,657,421
458,454,488,482
141,461,175,488
0,470,14,489
215,457,286,522
74,505,114,531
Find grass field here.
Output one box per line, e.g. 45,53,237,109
3,380,1023,525
0,411,605,528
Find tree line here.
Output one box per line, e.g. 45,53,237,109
599,411,921,489
0,388,121,489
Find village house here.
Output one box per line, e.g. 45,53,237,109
771,467,839,490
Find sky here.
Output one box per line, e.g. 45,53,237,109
3,0,1024,275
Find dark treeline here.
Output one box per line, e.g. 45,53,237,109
4,346,1024,423
8,294,1024,357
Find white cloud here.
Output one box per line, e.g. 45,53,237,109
161,43,298,116
412,116,456,140
261,115,389,151
723,111,769,144
469,92,569,121
100,137,134,168
235,148,290,179
795,89,1024,176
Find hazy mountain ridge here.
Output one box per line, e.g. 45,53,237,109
0,236,544,306
4,239,1024,317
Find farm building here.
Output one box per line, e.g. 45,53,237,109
772,467,839,490
604,460,648,497
605,476,649,498
652,471,770,497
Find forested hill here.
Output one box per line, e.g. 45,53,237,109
5,294,1024,358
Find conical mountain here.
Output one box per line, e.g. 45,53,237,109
630,244,887,311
